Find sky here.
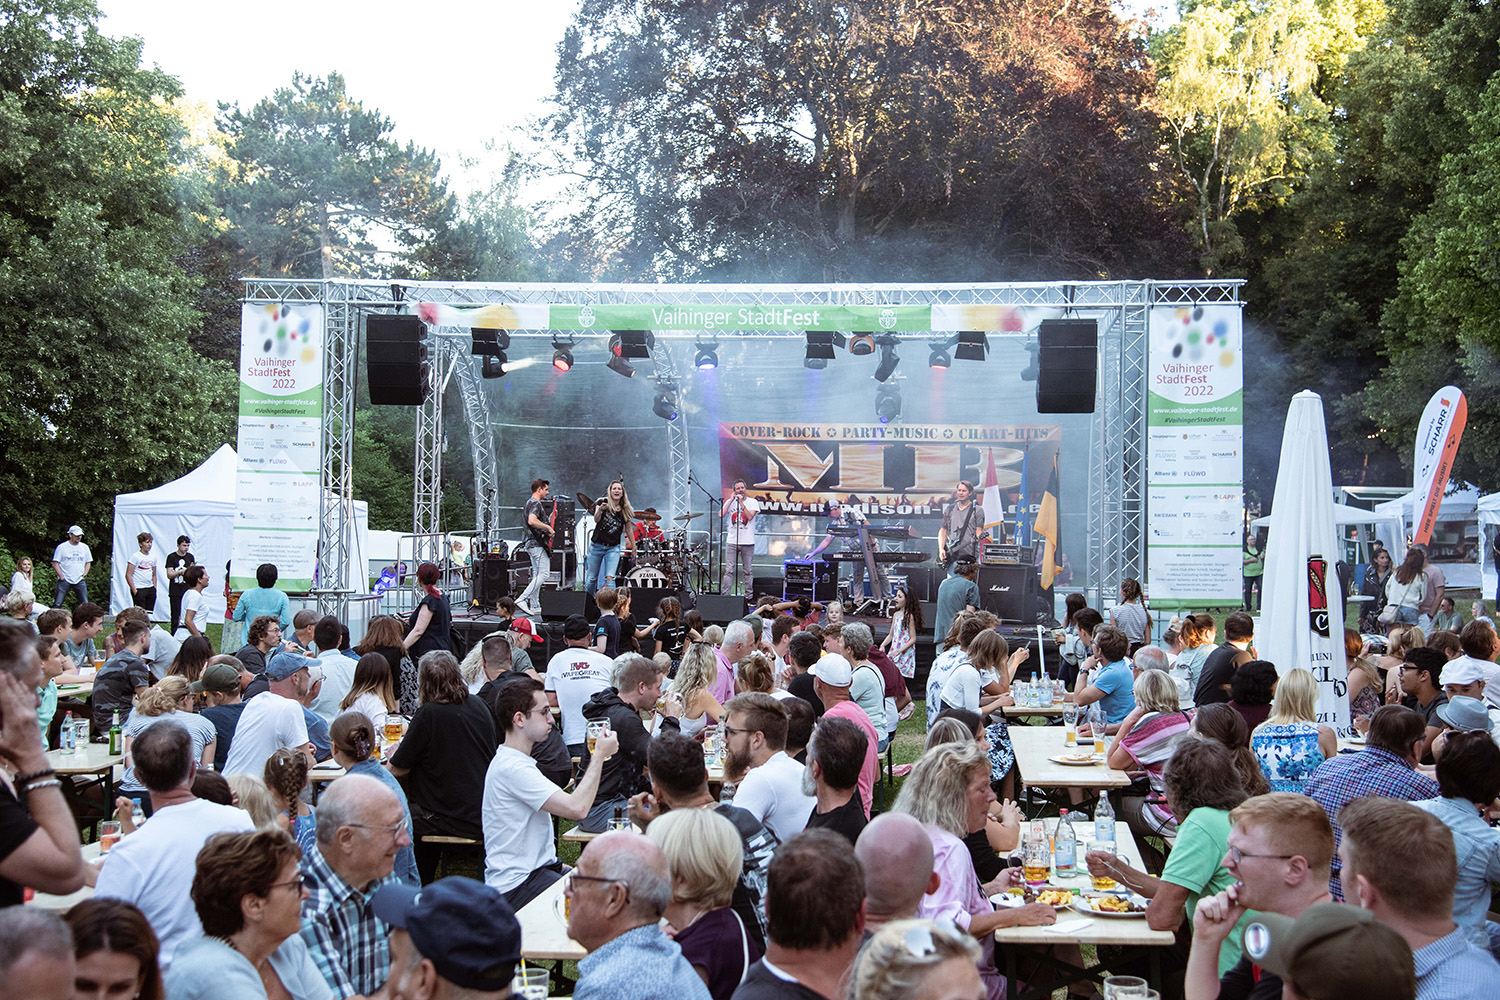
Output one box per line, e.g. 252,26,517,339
96,0,583,199
97,1,1171,204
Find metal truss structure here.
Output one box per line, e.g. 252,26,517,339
242,278,1242,619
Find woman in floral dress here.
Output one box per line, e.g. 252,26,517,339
1250,669,1337,792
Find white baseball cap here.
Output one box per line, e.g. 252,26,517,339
811,653,853,687
67,525,83,537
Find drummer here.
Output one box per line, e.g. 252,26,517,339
631,508,666,546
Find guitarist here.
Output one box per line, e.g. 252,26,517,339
518,478,554,616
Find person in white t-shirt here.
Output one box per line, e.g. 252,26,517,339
308,616,356,720
721,479,760,596
51,525,93,607
543,615,614,754
722,692,814,842
172,566,212,641
223,652,314,777
94,721,256,969
483,677,619,909
126,532,161,615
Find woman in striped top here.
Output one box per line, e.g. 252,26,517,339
1108,669,1192,869
1109,577,1151,651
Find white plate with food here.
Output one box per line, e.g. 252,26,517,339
1049,752,1103,766
992,886,1076,910
1071,892,1150,918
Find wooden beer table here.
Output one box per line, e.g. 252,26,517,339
1008,726,1134,791
517,875,587,960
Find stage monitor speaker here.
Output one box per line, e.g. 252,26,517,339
472,554,509,607
977,564,1039,624
539,589,588,620
751,576,782,600
695,594,748,624
1035,318,1097,413
626,586,680,622
366,315,430,406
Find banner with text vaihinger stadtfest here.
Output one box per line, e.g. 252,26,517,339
230,303,324,591
1146,305,1244,606
718,423,1060,522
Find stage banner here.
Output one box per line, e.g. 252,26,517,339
717,423,1060,520
1146,305,1244,605
230,303,324,591
1411,385,1467,547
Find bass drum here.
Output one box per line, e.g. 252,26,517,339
626,566,670,587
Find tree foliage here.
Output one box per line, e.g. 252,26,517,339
544,0,1195,281
217,72,458,280
0,0,234,551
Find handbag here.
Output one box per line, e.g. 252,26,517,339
1378,602,1398,626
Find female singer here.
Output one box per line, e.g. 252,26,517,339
583,479,635,597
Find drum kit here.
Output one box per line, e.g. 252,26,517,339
624,509,708,588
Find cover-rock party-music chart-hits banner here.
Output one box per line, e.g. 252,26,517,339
230,303,324,591
718,423,1060,522
1146,305,1244,606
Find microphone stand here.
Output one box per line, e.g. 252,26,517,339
687,472,718,594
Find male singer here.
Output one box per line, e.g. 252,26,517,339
720,479,759,595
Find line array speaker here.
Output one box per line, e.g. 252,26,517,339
366,314,430,406
1035,318,1097,414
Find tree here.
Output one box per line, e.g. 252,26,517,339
543,0,1194,281
218,72,458,279
0,0,235,551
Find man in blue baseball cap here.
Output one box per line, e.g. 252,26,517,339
373,876,521,999
222,649,314,777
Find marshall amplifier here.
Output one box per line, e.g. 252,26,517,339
982,543,1023,565
977,563,1039,624
783,558,836,603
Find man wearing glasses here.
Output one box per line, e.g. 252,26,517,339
298,773,412,998
1184,793,1336,1000
566,832,712,1000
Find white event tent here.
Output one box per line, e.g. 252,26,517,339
1373,485,1482,589
109,444,370,623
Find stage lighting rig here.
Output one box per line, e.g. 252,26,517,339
471,328,509,356
652,389,679,421
481,356,508,379
612,330,654,359
805,332,837,361
875,384,902,423
873,336,900,382
927,339,952,369
694,339,720,370
848,333,876,356
955,330,988,361
551,337,575,372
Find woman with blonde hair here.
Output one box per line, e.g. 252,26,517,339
735,650,790,701
1108,668,1192,851
584,479,635,596
1250,668,1336,792
117,675,217,815
1174,613,1217,695
338,653,399,732
646,808,758,1000
264,747,315,855
668,641,725,739
924,709,1022,879
1380,624,1425,703
225,774,279,829
848,919,982,1000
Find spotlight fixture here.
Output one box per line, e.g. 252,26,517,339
607,353,636,378
652,390,679,421
848,333,876,356
471,328,509,356
612,330,654,359
804,357,828,370
694,339,720,370
927,340,952,369
955,330,988,361
805,332,836,361
551,338,575,372
875,384,902,424
1019,340,1039,381
481,355,507,379
873,336,900,382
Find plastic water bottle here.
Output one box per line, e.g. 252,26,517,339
61,712,76,754
1095,794,1116,844
1054,809,1078,877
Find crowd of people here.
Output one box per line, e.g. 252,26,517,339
3,553,1500,1000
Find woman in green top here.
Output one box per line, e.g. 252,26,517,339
1242,533,1264,612
1084,736,1253,977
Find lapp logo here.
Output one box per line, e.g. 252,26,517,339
578,306,597,327
879,308,897,330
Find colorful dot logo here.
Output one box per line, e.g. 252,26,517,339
1165,307,1236,368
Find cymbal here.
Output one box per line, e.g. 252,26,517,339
674,512,702,521
636,511,662,522
575,492,595,509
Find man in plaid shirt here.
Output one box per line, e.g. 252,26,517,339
1305,705,1439,900
300,774,411,996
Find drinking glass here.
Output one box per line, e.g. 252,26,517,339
1087,841,1118,890
1022,835,1051,884
1063,703,1079,745
512,967,549,1000
586,720,608,755
384,717,404,743
99,820,122,853
1103,976,1149,999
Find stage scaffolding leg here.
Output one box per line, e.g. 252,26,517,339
316,289,357,620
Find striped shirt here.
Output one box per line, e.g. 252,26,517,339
1109,601,1150,642
299,842,399,997
1116,710,1193,832
1412,927,1500,997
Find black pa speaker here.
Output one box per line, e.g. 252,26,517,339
1035,318,1097,413
695,594,749,624
366,314,430,406
977,564,1039,624
473,553,509,607
539,589,588,620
